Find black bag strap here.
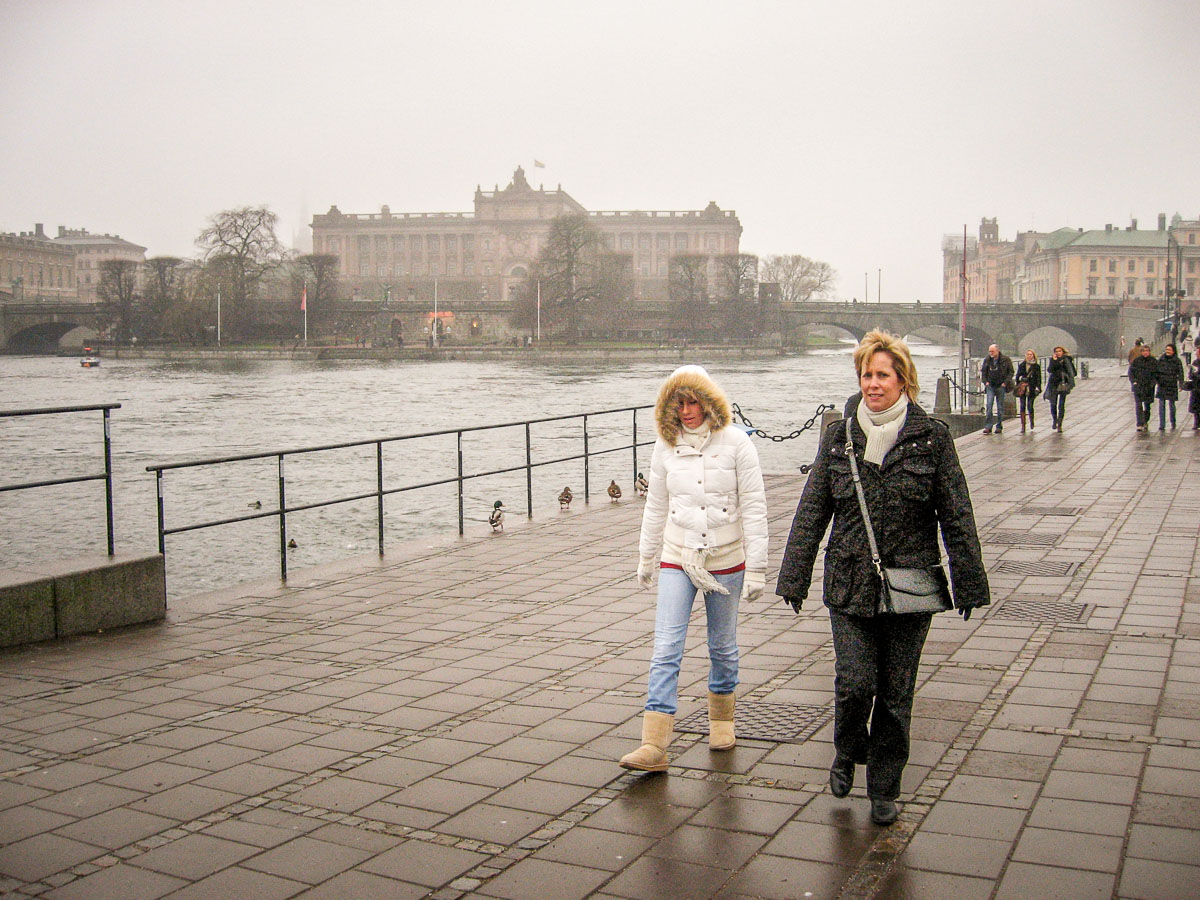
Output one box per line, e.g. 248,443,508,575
843,418,884,581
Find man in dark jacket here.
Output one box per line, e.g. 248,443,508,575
1129,343,1157,432
980,345,1014,434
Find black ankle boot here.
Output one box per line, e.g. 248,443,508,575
870,798,898,826
829,756,854,798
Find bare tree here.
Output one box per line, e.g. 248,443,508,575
97,259,139,343
515,214,626,340
291,253,341,332
142,256,184,339
667,254,710,335
196,206,286,338
716,253,760,340
760,254,837,302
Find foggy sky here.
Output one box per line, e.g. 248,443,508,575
3,0,1198,302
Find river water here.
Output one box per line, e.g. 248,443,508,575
1,346,962,598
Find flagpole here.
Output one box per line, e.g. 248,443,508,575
216,283,221,346
537,280,541,342
433,278,439,349
302,280,308,346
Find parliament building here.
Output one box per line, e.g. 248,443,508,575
310,167,743,305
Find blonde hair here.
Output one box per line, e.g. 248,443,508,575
853,330,919,402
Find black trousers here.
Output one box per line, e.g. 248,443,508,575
829,609,933,801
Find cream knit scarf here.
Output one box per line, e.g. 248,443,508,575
675,422,729,595
855,394,909,465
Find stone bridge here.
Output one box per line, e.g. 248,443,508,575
2,298,1149,358
779,302,1128,358
0,302,108,351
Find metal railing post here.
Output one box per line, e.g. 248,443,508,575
155,469,165,555
102,407,115,556
583,415,590,503
525,422,533,518
631,409,638,485
376,441,384,555
456,431,464,535
277,454,288,580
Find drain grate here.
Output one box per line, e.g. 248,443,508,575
987,597,1090,623
1018,506,1082,517
675,702,832,744
993,559,1079,577
1023,456,1066,462
985,530,1062,547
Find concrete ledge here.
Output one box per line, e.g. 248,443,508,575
0,554,166,648
0,568,57,647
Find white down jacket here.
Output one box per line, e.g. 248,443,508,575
638,426,768,573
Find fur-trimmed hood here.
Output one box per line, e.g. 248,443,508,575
654,365,732,443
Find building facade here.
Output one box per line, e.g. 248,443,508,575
944,214,1200,310
52,227,147,303
0,225,77,302
311,167,743,304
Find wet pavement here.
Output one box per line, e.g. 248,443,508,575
1,366,1197,899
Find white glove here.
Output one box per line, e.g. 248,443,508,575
636,558,655,590
743,571,765,602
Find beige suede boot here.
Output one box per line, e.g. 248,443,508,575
708,691,736,750
618,711,673,771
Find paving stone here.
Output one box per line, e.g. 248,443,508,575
360,840,488,887
993,862,1115,900
39,861,186,900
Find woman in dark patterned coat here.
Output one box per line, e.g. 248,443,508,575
776,330,990,826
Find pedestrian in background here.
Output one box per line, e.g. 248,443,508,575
980,344,1014,435
1156,343,1185,431
622,365,768,772
1181,332,1193,365
1187,353,1200,430
777,331,989,826
1128,337,1144,364
1045,346,1076,431
1129,343,1157,432
1015,349,1041,433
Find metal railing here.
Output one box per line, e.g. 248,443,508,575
146,405,656,582
1,403,120,556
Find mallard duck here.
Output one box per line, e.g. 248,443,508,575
248,500,262,509
286,538,298,549
634,472,648,497
558,486,573,509
489,500,505,532
607,480,622,502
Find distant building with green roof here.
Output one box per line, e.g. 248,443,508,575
944,214,1200,310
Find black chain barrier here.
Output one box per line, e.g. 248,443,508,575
731,402,836,442
940,368,986,397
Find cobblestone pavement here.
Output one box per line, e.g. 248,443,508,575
1,366,1197,899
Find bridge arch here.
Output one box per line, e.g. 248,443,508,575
1014,323,1111,358
6,321,99,352
797,321,866,344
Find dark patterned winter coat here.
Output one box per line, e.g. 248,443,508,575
776,400,990,618
1156,353,1185,401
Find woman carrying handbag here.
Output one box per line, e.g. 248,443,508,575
1015,349,1042,433
777,331,989,826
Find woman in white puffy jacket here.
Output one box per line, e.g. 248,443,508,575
619,365,768,772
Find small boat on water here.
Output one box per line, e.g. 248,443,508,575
80,347,100,368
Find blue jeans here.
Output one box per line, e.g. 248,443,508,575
984,385,1006,430
645,567,743,714
1159,397,1176,429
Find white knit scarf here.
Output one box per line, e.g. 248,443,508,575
855,394,909,465
678,421,710,450
675,422,728,595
